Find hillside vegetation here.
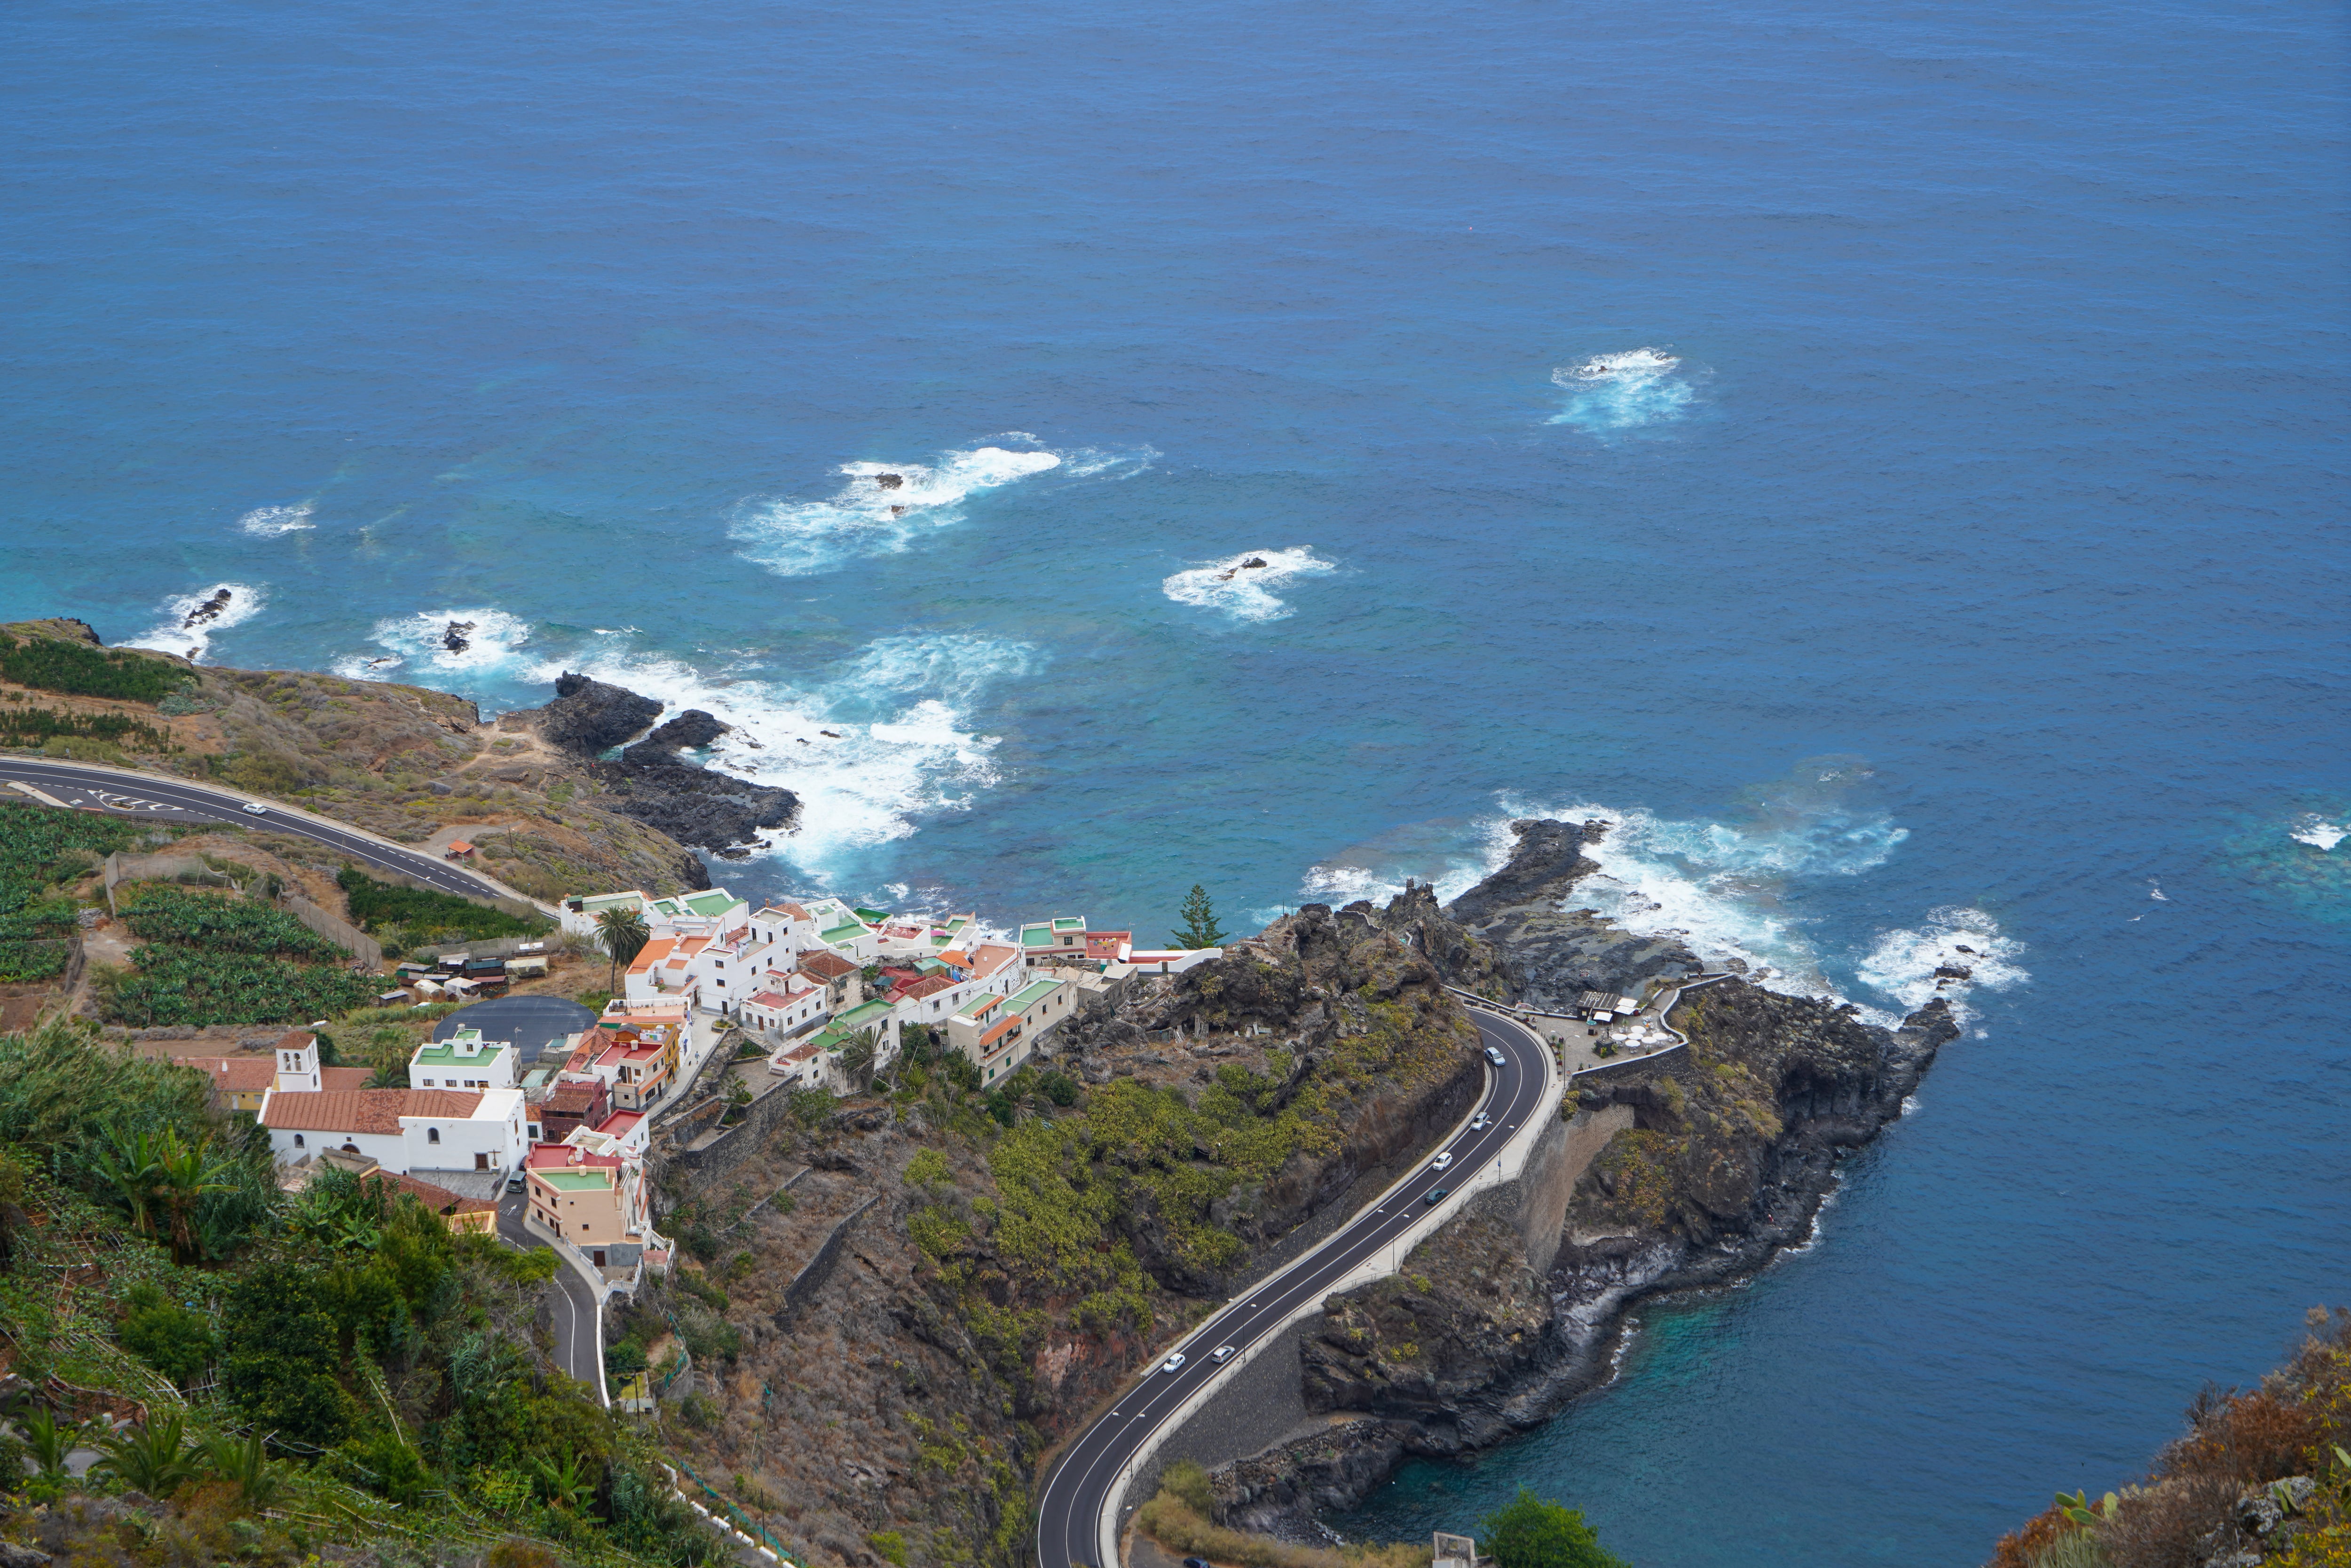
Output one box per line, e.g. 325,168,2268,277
0,1012,718,1568
1989,1309,2351,1568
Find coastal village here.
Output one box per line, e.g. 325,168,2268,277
167,881,1228,1301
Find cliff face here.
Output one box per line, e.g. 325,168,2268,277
1205,826,1963,1531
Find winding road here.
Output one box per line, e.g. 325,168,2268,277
1033,1010,1553,1568
0,756,524,904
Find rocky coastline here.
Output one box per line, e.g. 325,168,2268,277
497,670,800,858
1206,819,1963,1535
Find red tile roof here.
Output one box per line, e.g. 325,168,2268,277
263,1088,483,1134
894,974,955,1003
798,950,858,981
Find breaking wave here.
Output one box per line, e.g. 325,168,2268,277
237,502,316,537
731,439,1152,577
331,608,536,681
1292,759,2028,1026
1549,347,1697,434
543,632,1039,877
122,582,268,663
1854,907,2030,1024
2290,813,2347,852
1162,547,1335,622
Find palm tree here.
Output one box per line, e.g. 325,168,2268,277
204,1429,284,1509
595,906,652,992
530,1449,595,1512
21,1404,89,1478
836,1028,879,1095
91,1411,202,1498
90,1126,165,1243
150,1127,235,1265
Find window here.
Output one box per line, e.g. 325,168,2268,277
427,1127,440,1144
293,1134,305,1149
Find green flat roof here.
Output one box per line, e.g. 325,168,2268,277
535,1169,612,1193
1007,979,1061,1009
1051,917,1084,931
853,906,889,923
954,992,1001,1019
1020,929,1053,947
685,891,737,915
413,1032,509,1063
836,1000,892,1027
821,922,866,942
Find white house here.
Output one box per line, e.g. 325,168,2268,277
260,1087,529,1175
407,1027,518,1091
743,975,829,1040
945,977,1074,1084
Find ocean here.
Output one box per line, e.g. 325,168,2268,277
4,0,2346,1560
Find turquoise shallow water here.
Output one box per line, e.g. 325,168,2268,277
4,0,2347,1560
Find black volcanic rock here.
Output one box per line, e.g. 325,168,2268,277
1440,817,1701,1007
624,709,730,758
533,672,664,756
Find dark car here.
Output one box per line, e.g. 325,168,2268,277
1424,1187,1449,1205
1185,1558,1212,1568
506,1174,526,1195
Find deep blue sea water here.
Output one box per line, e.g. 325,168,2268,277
5,0,2347,1560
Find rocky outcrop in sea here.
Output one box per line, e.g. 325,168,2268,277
505,671,799,856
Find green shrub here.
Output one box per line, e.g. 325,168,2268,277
338,865,546,941
0,633,182,703
868,1530,909,1567
118,1281,219,1388
1162,1458,1214,1514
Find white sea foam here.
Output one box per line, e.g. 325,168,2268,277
729,440,1154,578
333,608,536,681
1854,907,2029,1024
1549,347,1696,434
2290,814,2347,851
539,632,1037,877
1162,547,1335,622
1492,784,1910,996
237,503,316,537
122,582,268,663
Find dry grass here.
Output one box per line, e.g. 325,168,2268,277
1136,1487,1428,1568
1987,1308,2351,1568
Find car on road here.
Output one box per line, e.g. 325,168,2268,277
506,1174,526,1194
1469,1113,1490,1131
1484,1045,1507,1065
242,802,269,815
1210,1345,1236,1364
1185,1558,1212,1568
1431,1151,1453,1171
1425,1187,1450,1205
1160,1353,1186,1374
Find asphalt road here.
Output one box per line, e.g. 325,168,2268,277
1033,1011,1552,1568
0,756,519,903
500,1188,607,1398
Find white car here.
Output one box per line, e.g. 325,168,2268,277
1431,1152,1453,1171
1160,1353,1186,1374
1210,1345,1236,1364
1484,1046,1507,1066
1469,1113,1490,1132
242,802,269,815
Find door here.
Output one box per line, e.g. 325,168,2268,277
592,1249,606,1268
475,1152,489,1170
